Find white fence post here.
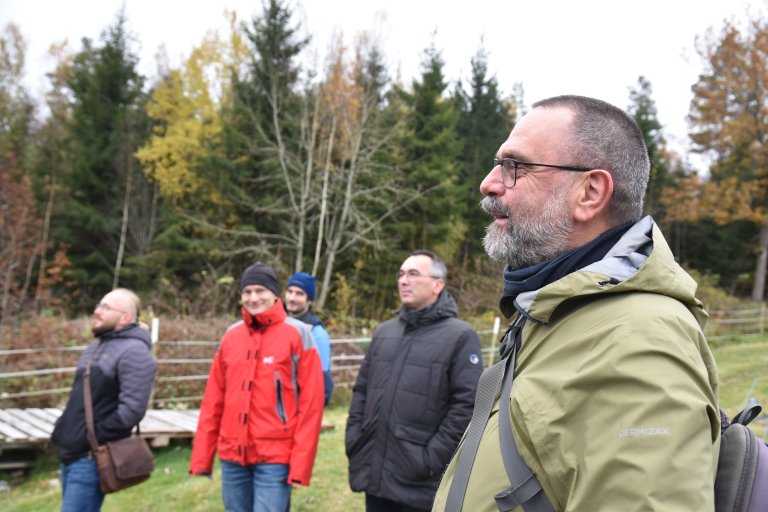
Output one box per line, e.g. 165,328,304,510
487,316,501,366
151,317,160,345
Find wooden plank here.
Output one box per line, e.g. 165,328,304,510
29,408,63,424
173,410,201,422
0,410,50,439
6,409,57,435
152,410,199,432
139,413,185,434
0,420,28,441
0,408,205,446
155,411,199,433
154,410,199,436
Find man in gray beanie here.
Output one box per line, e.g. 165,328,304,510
191,261,324,512
239,262,281,297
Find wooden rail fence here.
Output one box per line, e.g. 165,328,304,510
1,307,766,469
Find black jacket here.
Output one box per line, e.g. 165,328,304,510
51,324,157,463
345,292,483,509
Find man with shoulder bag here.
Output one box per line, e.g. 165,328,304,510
52,288,157,511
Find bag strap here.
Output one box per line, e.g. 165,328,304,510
495,323,554,512
82,344,143,454
445,315,529,511
83,347,101,453
731,397,763,426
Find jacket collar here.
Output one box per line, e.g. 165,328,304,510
294,308,322,327
98,323,152,349
398,290,458,327
242,298,287,329
511,216,703,325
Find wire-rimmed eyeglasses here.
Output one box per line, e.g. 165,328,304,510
397,270,442,281
95,303,127,314
493,157,593,188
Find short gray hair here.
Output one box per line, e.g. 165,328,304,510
532,95,649,225
409,250,447,279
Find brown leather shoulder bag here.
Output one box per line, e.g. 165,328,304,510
83,347,154,494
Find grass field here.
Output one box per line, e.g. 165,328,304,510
2,341,767,511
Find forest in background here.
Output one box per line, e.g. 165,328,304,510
3,0,768,332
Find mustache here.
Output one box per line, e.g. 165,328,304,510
480,196,511,217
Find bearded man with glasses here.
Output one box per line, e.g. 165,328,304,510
52,288,156,511
433,95,721,511
345,250,483,512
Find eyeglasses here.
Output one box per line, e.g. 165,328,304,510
493,157,593,188
397,270,442,281
95,303,127,314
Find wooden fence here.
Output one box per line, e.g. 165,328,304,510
0,307,765,408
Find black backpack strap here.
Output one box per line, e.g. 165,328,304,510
731,397,763,426
493,321,555,512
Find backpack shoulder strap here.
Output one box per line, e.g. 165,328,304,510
494,318,555,512
731,397,763,427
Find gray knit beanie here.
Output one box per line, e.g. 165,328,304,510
239,262,280,296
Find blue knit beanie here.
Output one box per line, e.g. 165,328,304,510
287,272,316,301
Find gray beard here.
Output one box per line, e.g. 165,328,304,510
480,193,574,270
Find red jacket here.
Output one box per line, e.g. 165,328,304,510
190,299,324,485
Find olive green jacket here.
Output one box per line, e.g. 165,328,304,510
433,217,720,511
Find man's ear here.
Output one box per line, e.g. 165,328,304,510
572,169,613,223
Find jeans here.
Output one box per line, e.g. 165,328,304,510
60,457,104,512
221,461,291,512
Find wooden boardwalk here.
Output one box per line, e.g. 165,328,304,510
0,408,200,470
0,408,200,448
0,408,335,471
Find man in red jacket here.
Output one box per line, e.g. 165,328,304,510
190,262,324,512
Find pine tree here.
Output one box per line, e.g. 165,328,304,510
53,11,149,309
397,44,464,260
455,46,513,268
627,76,671,217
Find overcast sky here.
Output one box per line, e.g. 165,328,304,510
2,0,765,167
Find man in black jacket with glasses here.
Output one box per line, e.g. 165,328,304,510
345,250,483,512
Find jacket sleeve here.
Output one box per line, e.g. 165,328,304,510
189,346,226,475
345,336,372,456
424,327,483,473
287,330,324,486
312,325,334,405
96,341,156,440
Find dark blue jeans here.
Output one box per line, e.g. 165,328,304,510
220,461,291,512
60,456,104,512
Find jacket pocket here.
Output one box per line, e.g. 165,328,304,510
347,417,377,458
428,362,447,412
392,423,433,480
348,420,376,492
274,372,287,424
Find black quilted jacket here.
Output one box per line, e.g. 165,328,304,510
52,324,156,463
345,292,483,509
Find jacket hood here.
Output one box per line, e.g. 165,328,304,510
100,324,152,349
516,216,707,327
398,290,458,327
